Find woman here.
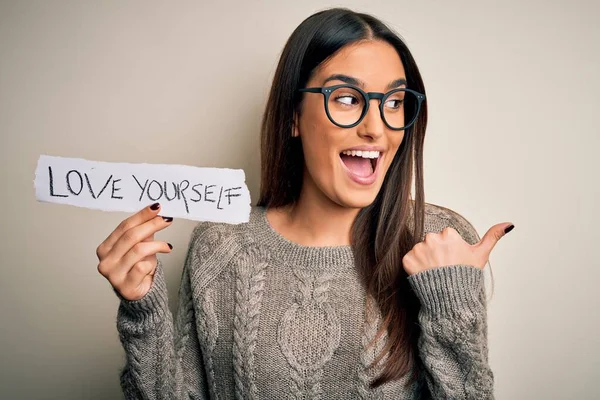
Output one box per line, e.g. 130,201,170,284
96,8,512,399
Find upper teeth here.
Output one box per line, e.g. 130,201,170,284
341,150,380,159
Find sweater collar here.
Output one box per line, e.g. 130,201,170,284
249,206,356,271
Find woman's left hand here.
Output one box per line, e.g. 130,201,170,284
402,223,514,276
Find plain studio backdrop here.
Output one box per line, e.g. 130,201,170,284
0,1,598,399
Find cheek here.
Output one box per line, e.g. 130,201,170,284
299,103,340,166
302,129,339,173
389,133,405,156
383,133,405,169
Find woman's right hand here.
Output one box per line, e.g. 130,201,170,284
96,202,174,301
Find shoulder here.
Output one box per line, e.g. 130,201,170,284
186,206,266,260
423,202,480,245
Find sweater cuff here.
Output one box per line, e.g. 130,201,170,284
115,259,170,328
407,265,484,317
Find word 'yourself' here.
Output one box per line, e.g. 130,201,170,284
47,167,242,213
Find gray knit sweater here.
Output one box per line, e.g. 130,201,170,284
116,204,494,399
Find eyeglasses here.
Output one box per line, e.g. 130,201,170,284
298,84,426,131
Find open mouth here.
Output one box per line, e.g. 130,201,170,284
339,150,380,179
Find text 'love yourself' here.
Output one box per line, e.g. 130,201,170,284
47,166,243,213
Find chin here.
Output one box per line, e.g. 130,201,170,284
331,186,381,210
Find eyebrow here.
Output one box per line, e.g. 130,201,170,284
322,74,407,90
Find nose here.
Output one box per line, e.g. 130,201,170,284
357,99,385,140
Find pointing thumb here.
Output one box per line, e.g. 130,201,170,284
475,222,514,258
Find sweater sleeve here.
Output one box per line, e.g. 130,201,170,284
407,208,495,399
408,265,494,399
115,252,209,399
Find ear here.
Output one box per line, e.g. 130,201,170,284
292,112,300,137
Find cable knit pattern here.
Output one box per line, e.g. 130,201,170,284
115,204,495,399
198,287,219,399
277,268,340,399
233,243,269,400
172,262,197,399
357,295,385,400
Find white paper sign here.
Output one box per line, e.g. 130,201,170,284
34,155,251,224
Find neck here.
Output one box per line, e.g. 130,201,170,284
268,176,359,247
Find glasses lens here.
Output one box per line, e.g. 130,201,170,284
327,86,366,127
382,89,419,130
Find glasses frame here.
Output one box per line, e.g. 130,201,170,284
298,84,426,131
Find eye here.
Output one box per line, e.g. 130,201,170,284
385,99,404,109
335,95,360,106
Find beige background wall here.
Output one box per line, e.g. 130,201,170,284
1,1,598,398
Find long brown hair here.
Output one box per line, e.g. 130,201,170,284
257,8,427,388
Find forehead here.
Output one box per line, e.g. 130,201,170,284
314,40,405,88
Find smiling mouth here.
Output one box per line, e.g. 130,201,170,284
339,150,380,177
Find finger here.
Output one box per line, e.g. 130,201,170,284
108,234,154,275
441,226,460,237
115,240,172,279
124,260,159,289
108,215,173,261
475,222,514,257
142,233,155,243
108,240,171,286
98,202,162,257
420,232,441,243
119,271,155,301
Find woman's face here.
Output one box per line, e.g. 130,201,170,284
295,40,407,209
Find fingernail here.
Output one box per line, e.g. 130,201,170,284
504,224,515,234
168,243,173,250
150,202,160,210
162,216,173,222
